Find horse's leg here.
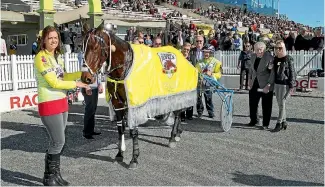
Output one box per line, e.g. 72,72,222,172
115,110,126,162
169,111,181,148
129,127,139,169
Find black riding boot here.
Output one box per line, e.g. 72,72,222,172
43,153,69,186
54,153,70,186
43,153,62,186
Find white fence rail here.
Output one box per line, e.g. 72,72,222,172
0,51,322,92
213,50,323,75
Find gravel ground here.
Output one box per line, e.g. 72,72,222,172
1,93,324,186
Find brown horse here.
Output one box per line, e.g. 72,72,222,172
80,23,184,169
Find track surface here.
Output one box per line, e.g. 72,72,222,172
1,94,324,186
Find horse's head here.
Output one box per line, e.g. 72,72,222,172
80,23,116,84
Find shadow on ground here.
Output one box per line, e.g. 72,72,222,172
1,168,43,186
234,114,324,125
231,171,324,186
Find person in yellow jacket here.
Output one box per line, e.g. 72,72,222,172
196,44,222,118
34,26,90,186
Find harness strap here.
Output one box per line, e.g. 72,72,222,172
107,77,124,99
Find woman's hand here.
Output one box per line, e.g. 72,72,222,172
76,81,91,91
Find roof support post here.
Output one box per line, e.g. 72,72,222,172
87,0,103,28
38,0,56,30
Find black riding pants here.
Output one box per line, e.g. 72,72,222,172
82,88,99,136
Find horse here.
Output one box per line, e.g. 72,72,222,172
80,22,197,169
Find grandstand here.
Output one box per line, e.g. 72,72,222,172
1,0,75,12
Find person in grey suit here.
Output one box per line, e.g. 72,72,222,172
248,42,275,129
187,35,204,118
189,35,205,67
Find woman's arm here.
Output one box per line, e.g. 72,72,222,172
63,72,82,81
34,54,77,90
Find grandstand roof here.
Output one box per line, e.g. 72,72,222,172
1,11,38,23
103,20,166,28
1,5,166,28
2,0,26,5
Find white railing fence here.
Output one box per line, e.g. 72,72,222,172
0,51,322,92
214,50,323,76
0,53,81,92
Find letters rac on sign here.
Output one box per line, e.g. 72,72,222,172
10,94,38,109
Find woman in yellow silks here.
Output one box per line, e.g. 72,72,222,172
196,44,222,118
34,26,89,186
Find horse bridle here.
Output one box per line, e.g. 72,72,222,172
81,28,113,76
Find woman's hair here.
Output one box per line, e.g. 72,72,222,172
39,25,62,56
275,40,287,56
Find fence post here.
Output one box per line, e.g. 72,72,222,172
215,50,222,61
11,55,19,91
299,50,304,76
64,52,69,72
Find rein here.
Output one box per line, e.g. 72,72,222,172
81,29,113,75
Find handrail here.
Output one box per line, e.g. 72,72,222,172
296,48,324,75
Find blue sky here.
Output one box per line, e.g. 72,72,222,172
280,0,324,27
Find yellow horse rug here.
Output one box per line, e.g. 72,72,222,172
124,44,198,128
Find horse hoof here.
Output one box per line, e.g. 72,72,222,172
168,141,177,148
128,162,138,170
115,156,123,162
175,136,181,142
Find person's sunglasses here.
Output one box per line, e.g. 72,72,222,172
275,47,283,50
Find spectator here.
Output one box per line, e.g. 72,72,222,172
237,41,253,90
294,27,309,51
248,42,274,130
82,72,103,139
132,37,140,44
152,37,162,48
0,31,7,56
189,35,205,66
222,32,233,50
60,26,73,53
138,37,144,44
185,29,196,47
180,42,194,121
144,35,153,46
272,40,296,132
233,34,243,51
309,28,324,51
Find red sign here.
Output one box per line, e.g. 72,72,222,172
10,94,38,109
294,79,318,89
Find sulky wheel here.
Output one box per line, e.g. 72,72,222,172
220,93,234,132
